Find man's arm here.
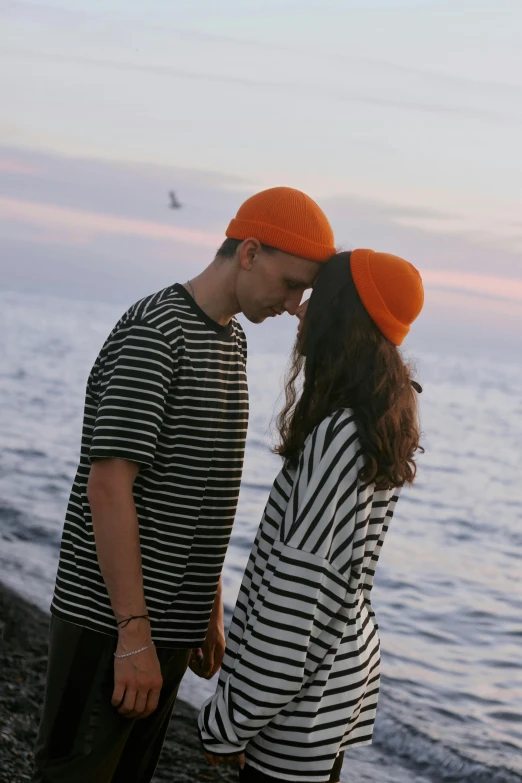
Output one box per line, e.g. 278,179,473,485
87,458,163,719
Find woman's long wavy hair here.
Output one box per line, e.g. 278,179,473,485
275,251,423,489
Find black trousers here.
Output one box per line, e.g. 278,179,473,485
239,752,345,783
32,616,190,783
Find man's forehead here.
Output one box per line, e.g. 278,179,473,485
280,253,320,284
292,272,317,288
294,266,320,288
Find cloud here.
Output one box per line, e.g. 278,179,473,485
1,145,521,327
0,0,94,25
0,196,222,248
421,270,522,304
4,2,521,99
2,144,520,269
156,24,522,97
5,47,518,125
3,189,520,306
0,144,247,230
323,193,522,279
0,156,44,176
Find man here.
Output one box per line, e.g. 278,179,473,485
32,187,336,783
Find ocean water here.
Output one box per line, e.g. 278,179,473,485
1,289,521,783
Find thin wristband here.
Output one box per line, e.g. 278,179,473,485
117,614,150,628
114,641,155,659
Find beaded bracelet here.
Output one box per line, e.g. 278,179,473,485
114,641,155,659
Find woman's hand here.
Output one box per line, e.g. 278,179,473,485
204,752,246,769
189,623,226,679
190,577,226,679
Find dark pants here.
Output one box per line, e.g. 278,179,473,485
239,752,345,783
32,616,190,783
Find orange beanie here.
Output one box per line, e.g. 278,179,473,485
226,187,335,263
350,249,424,346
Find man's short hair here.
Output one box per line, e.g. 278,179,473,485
216,238,278,259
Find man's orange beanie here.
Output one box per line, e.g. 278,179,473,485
350,249,424,346
226,187,335,263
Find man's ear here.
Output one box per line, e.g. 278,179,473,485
238,238,261,271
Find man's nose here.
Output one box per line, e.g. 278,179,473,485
284,292,303,316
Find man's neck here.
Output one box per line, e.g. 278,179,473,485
184,261,240,326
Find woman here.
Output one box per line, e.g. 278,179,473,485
198,249,424,782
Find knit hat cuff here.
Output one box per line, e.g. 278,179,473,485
350,249,411,345
226,218,336,263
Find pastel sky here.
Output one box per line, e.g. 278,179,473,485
1,0,521,357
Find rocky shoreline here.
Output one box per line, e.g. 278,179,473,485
0,583,237,783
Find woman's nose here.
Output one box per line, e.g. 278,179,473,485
295,302,307,319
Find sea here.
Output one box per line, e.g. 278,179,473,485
1,289,521,783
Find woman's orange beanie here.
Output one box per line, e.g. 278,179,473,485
226,187,336,263
350,249,424,346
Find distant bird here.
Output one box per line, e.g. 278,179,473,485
169,191,182,210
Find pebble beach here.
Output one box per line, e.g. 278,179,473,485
0,582,238,783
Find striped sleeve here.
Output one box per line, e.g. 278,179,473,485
281,410,361,568
361,488,400,625
89,321,174,469
198,411,362,755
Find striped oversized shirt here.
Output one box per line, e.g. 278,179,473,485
51,284,249,646
198,409,400,781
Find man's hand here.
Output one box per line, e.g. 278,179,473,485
112,622,163,719
204,752,245,769
189,621,225,679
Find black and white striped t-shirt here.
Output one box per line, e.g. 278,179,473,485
199,409,400,782
51,284,249,647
